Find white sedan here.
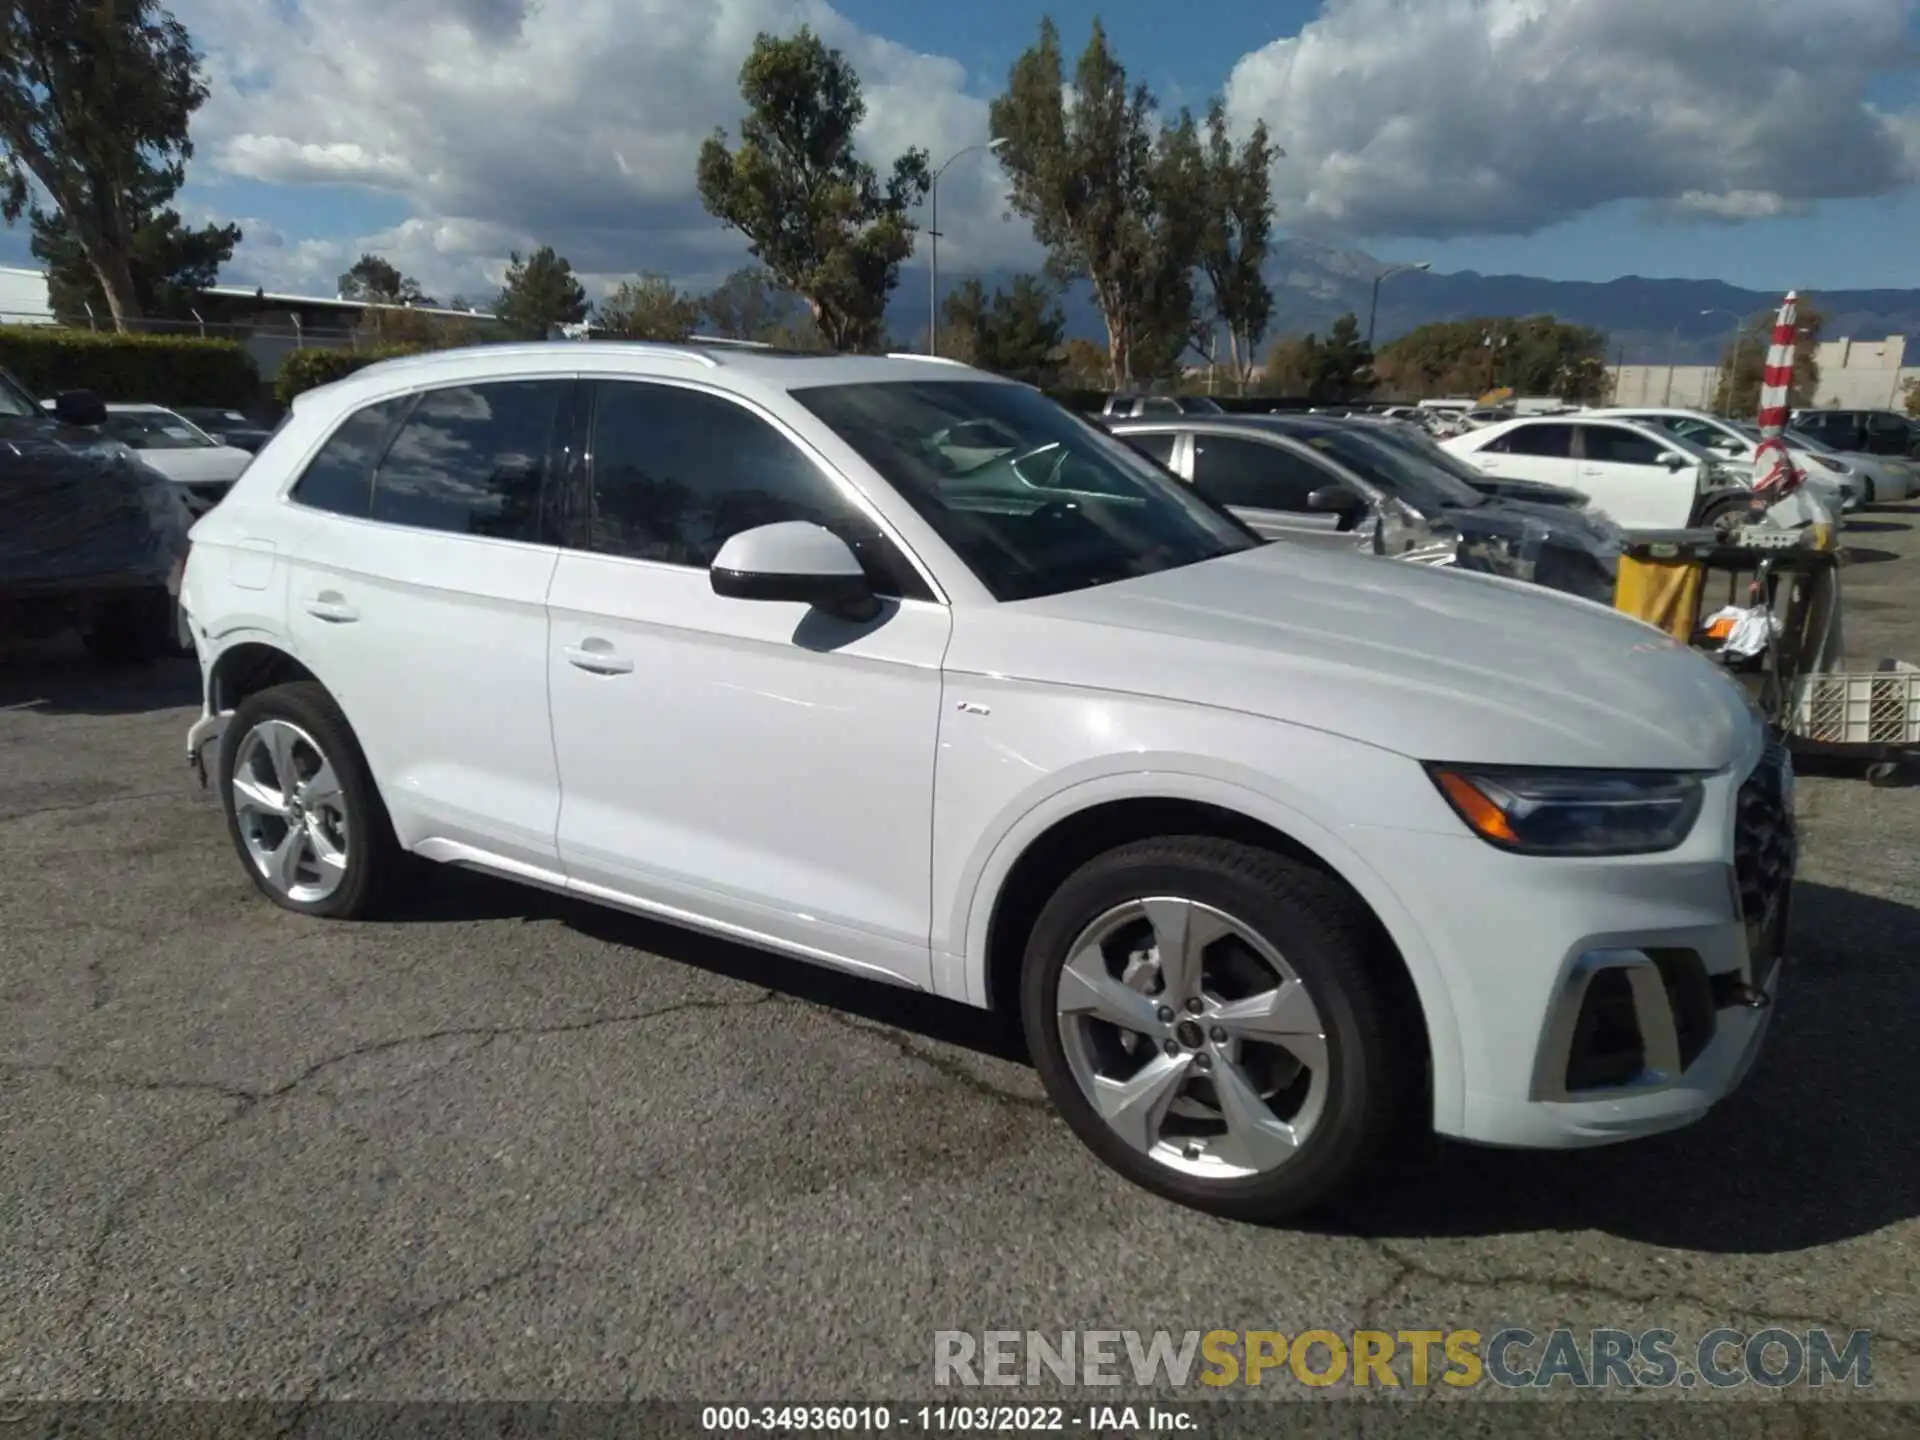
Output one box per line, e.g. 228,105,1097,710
1442,414,1753,530
1587,407,1868,511
98,404,255,514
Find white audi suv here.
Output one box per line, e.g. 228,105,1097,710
178,343,1794,1222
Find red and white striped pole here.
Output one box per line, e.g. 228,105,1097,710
1749,291,1803,503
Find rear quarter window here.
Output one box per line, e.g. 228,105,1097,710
288,398,411,518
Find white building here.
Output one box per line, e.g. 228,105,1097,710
1615,335,1920,411
0,265,54,325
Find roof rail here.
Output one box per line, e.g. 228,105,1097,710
356,339,722,373
885,352,972,367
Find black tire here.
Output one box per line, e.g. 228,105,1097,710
217,680,404,919
1020,836,1420,1224
1695,494,1752,530
1862,477,1877,507
82,589,173,664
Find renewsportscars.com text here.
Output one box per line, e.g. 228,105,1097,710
934,1328,1872,1390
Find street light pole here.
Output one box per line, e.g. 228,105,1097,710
1661,322,1685,406
1366,261,1431,349
927,138,1007,356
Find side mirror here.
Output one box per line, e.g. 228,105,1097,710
1307,484,1363,514
710,521,879,623
1658,451,1693,471
51,389,107,427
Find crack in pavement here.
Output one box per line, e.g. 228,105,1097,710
279,1184,647,1425
810,1007,1050,1114
49,988,786,1389
1364,1239,1915,1356
0,789,189,826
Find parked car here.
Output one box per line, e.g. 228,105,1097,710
176,406,277,454
1774,424,1916,504
1098,393,1227,420
95,404,255,515
181,343,1793,1223
1344,414,1599,510
1587,407,1865,511
1,369,191,662
1110,414,1621,604
1443,415,1760,531
1790,407,1920,462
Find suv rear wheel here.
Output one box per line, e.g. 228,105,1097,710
218,681,403,919
1020,837,1415,1223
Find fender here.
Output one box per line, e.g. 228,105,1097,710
942,762,1469,1135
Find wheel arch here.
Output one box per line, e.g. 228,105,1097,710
957,774,1466,1134
207,638,322,715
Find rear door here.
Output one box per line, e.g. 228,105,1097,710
1187,432,1352,545
1574,422,1696,529
279,377,575,871
1465,421,1577,488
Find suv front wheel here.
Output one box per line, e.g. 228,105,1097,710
1021,837,1416,1223
217,681,403,919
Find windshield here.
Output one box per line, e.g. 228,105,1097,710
0,368,39,418
1364,422,1508,492
1287,425,1487,511
792,381,1261,602
1737,420,1831,454
100,409,218,450
1184,397,1225,415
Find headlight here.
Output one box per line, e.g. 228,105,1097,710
1425,765,1707,856
1806,454,1844,474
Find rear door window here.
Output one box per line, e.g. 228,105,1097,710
370,381,570,543
1490,423,1574,457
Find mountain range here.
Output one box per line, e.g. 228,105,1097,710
894,238,1920,366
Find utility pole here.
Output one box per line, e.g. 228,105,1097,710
926,138,1007,356
1366,261,1431,348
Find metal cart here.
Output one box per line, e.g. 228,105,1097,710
1614,527,1920,787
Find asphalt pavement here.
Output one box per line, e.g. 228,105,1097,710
2,507,1917,1421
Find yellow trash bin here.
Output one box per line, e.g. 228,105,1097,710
1613,554,1707,643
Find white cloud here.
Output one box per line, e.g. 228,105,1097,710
169,0,1920,300
1223,0,1920,240
173,0,1033,301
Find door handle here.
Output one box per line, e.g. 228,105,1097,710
303,593,358,623
563,642,634,676
1580,466,1605,476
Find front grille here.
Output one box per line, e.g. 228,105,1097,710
1733,742,1797,990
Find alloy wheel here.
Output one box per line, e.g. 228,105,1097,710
230,718,351,904
1055,896,1330,1179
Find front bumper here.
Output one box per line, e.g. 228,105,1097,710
1357,744,1795,1149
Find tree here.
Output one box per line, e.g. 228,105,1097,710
991,20,1206,388
1196,101,1276,393
1059,337,1111,389
1373,316,1611,402
31,182,238,324
940,273,1065,384
1902,377,1920,420
493,246,588,338
1,0,217,328
596,273,699,340
338,254,428,306
696,28,930,352
699,266,790,340
1315,313,1374,402
1258,315,1373,401
1714,300,1825,417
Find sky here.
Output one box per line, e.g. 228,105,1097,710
10,0,1920,306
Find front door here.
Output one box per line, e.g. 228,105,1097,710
545,379,951,989
1575,423,1697,529
280,378,572,871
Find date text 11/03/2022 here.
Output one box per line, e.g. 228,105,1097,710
702,1407,1198,1432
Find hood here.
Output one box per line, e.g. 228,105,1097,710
1467,475,1590,508
1010,543,1758,772
125,445,253,484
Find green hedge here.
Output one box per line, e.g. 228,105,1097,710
0,325,258,406
275,345,424,405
